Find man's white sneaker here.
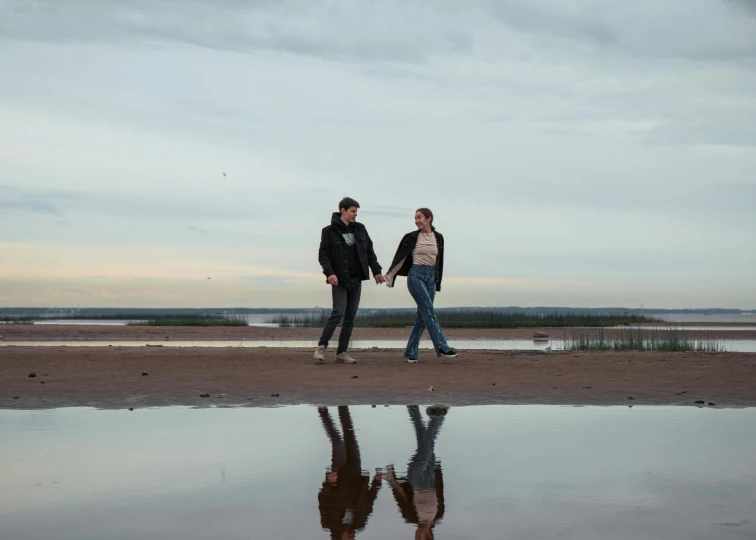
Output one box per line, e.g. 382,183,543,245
314,346,326,362
405,358,418,364
335,352,357,364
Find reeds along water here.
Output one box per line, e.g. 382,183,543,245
268,310,660,329
126,314,249,326
564,327,727,352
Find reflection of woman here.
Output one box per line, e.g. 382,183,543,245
318,406,382,540
386,405,448,539
384,208,457,362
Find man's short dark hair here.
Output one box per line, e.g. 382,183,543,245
339,197,360,212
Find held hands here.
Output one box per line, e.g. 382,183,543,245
328,274,386,286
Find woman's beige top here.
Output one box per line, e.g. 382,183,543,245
413,489,438,524
412,232,438,266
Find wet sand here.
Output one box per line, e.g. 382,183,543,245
2,344,755,410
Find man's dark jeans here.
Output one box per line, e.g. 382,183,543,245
318,279,362,354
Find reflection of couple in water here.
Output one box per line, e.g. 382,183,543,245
318,405,447,539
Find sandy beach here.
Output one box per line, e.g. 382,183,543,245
2,325,755,410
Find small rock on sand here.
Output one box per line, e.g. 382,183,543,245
199,393,210,398
28,373,37,378
141,372,149,376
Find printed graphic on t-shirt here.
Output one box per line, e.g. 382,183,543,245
342,233,355,246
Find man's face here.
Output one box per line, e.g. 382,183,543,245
341,206,358,224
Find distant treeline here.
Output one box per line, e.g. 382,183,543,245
269,309,660,329
1,306,752,319
0,307,314,320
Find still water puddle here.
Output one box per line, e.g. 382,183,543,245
1,405,754,539
4,339,756,352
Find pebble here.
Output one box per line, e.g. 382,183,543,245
141,372,149,376
199,393,210,398
28,372,37,378
271,393,280,397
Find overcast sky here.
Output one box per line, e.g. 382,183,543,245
1,0,755,309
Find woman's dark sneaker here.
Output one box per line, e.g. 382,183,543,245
439,348,458,358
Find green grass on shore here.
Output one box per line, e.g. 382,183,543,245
269,309,659,329
564,327,726,352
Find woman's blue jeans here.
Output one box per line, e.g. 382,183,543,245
404,264,451,359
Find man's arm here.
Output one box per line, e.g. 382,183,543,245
364,471,383,518
318,228,336,278
364,228,384,283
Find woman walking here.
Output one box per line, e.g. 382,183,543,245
385,208,457,362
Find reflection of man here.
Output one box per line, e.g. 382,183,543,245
318,406,382,539
386,405,448,540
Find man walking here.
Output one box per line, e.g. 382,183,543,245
315,197,385,364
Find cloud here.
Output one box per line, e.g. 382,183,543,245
361,205,416,218
0,200,62,216
0,0,472,63
1,1,755,308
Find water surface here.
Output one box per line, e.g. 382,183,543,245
4,339,756,352
1,405,754,539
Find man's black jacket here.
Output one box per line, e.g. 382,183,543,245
318,212,382,283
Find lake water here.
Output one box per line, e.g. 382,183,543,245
1,405,754,539
10,312,756,327
3,339,756,352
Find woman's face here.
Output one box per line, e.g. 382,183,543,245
415,211,431,230
415,526,434,540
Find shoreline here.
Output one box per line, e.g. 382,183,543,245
2,324,756,341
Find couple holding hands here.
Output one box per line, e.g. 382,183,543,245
315,197,458,364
